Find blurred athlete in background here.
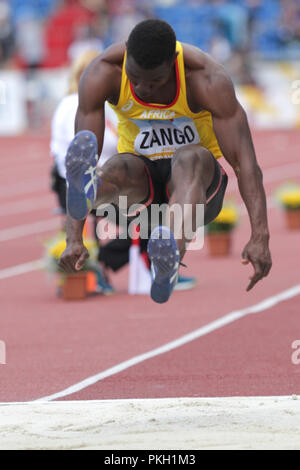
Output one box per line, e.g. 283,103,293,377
50,49,118,215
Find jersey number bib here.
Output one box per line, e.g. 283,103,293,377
132,117,201,160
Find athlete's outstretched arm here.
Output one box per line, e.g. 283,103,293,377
202,70,272,291
59,58,115,273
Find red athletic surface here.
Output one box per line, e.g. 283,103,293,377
0,129,299,402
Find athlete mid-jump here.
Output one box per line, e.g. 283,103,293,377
59,19,272,303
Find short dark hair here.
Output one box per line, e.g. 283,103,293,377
127,19,177,69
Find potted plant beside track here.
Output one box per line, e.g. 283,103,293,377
277,183,300,230
44,232,99,300
206,203,239,256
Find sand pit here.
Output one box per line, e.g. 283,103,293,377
0,396,300,450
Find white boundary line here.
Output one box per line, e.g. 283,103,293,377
35,282,300,402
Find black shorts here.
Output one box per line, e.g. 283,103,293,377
133,152,228,226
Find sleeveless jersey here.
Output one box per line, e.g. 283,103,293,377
108,42,223,161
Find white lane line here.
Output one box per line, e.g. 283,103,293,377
0,158,297,226
227,161,300,193
0,158,299,200
262,161,300,184
0,196,54,217
35,282,300,402
0,259,44,280
0,219,60,242
0,180,48,198
0,195,275,243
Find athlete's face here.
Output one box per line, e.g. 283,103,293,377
126,55,175,100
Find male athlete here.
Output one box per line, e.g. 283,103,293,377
59,19,272,303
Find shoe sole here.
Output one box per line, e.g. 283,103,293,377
147,226,179,304
66,130,98,220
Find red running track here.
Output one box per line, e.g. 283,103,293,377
0,130,300,402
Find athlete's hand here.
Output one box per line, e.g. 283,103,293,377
58,241,89,273
241,237,272,292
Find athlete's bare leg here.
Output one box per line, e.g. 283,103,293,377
167,144,215,259
147,144,215,304
60,130,151,274
65,130,149,221
95,153,149,208
62,131,214,304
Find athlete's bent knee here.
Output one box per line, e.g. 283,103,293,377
173,145,212,173
99,154,146,190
